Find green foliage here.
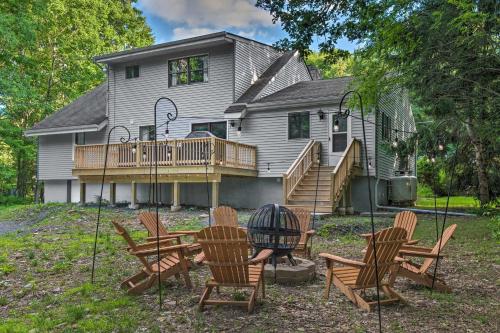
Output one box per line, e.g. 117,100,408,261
305,52,354,78
0,0,153,198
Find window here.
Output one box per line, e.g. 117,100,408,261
139,125,155,141
288,112,310,139
169,55,208,87
75,133,85,145
191,122,227,139
332,116,348,152
381,114,392,141
125,65,139,79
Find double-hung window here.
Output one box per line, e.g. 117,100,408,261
332,116,348,152
381,114,392,141
288,112,310,139
125,65,139,79
169,55,208,87
139,125,155,141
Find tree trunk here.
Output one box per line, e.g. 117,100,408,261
465,121,490,205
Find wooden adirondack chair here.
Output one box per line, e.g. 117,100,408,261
111,221,192,294
361,211,419,245
320,227,407,312
390,224,457,292
212,206,238,227
138,212,201,255
288,207,315,258
196,226,273,313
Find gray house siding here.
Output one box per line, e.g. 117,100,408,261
350,110,377,177
234,41,281,101
38,134,74,180
108,43,234,142
227,106,330,177
376,88,416,180
256,52,312,99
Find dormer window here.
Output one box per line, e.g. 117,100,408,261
169,55,208,87
125,65,139,79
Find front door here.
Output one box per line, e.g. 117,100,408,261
328,113,350,166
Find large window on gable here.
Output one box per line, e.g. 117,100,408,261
288,112,310,139
169,55,208,87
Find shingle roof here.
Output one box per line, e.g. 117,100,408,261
29,83,107,131
250,76,353,105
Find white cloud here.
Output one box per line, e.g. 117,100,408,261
139,0,274,29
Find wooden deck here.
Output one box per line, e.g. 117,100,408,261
72,137,257,209
73,137,257,181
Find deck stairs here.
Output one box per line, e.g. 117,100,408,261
283,139,361,214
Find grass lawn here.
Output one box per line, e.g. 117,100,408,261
0,204,498,332
416,196,480,209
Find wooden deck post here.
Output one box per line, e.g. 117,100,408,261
129,181,138,209
211,181,219,209
171,181,181,212
109,182,116,207
210,137,216,166
79,182,86,205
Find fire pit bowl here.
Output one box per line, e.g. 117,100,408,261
247,204,302,267
263,257,316,284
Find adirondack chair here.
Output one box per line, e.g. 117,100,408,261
213,206,238,227
390,224,457,292
361,211,419,245
320,227,407,312
138,212,201,256
196,226,273,313
111,221,192,294
288,207,315,258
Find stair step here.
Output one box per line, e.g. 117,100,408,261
290,195,331,201
287,199,331,206
293,189,330,195
286,205,333,214
301,180,331,185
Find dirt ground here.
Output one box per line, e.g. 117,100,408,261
0,204,498,332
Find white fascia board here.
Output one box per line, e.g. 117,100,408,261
96,37,232,64
24,119,108,137
247,97,340,112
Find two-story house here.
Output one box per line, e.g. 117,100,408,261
25,31,417,213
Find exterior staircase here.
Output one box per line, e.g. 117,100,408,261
286,165,335,213
283,139,361,214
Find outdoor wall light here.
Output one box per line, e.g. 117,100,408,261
267,162,271,173
230,120,236,128
236,119,243,137
333,118,340,132
368,158,373,168
317,109,325,120
131,143,137,154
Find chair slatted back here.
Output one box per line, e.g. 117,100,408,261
111,221,151,271
197,226,250,284
213,206,238,227
394,211,417,241
357,227,407,286
420,224,457,273
138,212,170,237
289,207,311,244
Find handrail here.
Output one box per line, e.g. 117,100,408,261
74,137,257,170
282,140,320,204
331,139,362,205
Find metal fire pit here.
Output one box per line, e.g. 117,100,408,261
247,204,301,268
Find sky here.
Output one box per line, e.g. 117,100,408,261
134,0,356,52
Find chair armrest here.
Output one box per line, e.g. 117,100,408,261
394,256,409,263
193,252,206,265
399,249,443,259
139,237,182,248
400,245,432,253
319,253,366,268
131,244,189,257
306,230,316,235
249,249,273,265
359,233,372,239
169,230,199,236
406,239,419,245
146,234,186,242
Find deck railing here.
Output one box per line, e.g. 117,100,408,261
74,137,257,170
330,139,361,204
282,140,321,204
